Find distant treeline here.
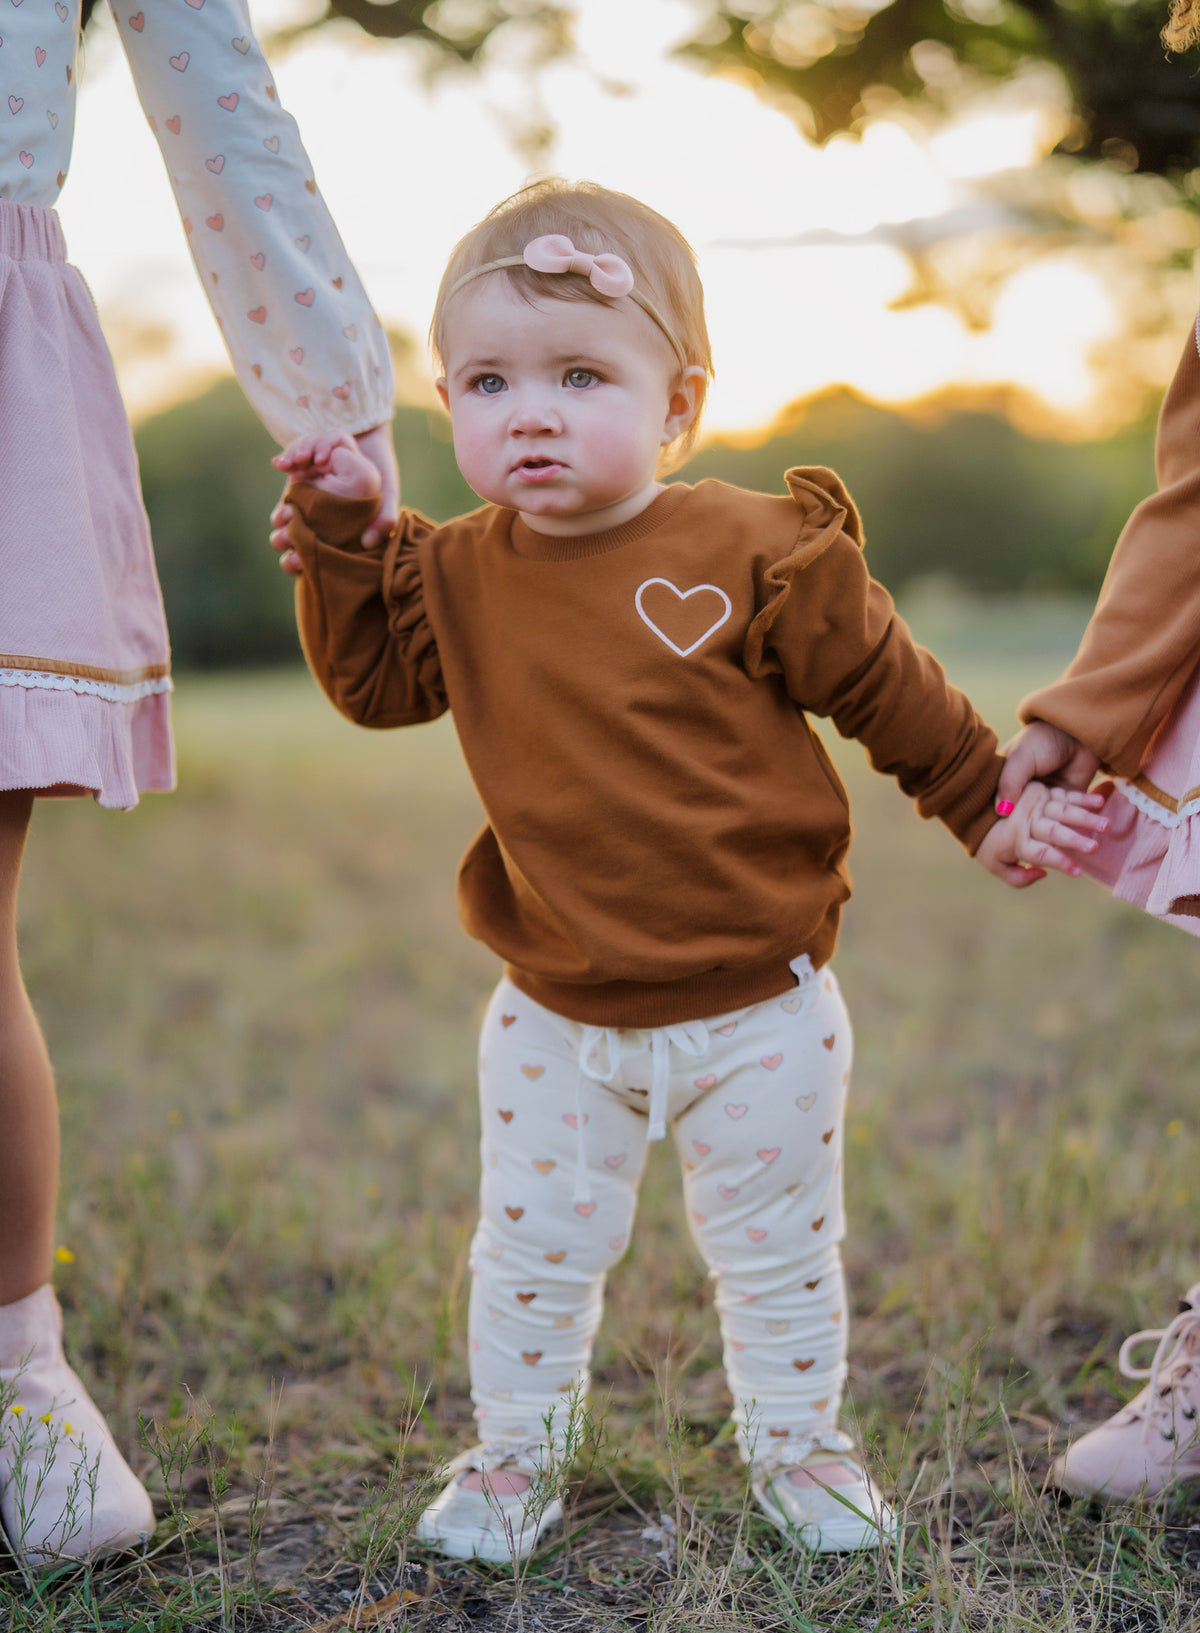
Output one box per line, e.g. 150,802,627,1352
135,378,1157,670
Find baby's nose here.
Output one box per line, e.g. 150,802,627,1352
508,395,562,434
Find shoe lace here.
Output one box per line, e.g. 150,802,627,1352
1117,1284,1200,1443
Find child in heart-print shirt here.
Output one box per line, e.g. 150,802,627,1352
268,177,1106,1562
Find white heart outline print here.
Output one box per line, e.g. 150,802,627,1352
634,577,733,658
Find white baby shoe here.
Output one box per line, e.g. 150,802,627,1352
753,1449,896,1552
0,1284,155,1564
413,1444,561,1565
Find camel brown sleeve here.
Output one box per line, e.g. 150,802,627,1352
747,469,1003,853
1020,322,1200,776
286,483,448,729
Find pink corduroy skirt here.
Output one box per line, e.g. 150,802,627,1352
0,200,173,810
1080,662,1200,937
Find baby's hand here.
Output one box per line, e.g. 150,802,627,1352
269,431,381,575
975,780,1108,889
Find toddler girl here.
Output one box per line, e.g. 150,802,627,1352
270,179,1104,1561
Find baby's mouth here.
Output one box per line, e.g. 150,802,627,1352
514,456,564,482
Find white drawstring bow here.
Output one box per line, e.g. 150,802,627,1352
570,1019,710,1202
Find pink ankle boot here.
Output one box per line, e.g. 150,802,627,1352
0,1285,155,1562
1051,1284,1200,1500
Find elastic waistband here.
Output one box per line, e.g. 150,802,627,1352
504,944,829,1028
0,201,66,263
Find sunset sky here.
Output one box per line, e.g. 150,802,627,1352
58,0,1198,439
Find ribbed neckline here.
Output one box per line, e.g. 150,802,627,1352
508,482,692,561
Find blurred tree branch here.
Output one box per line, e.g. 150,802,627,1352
85,0,1197,174
87,0,572,71
677,0,1200,175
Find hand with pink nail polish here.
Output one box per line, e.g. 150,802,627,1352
976,779,1109,890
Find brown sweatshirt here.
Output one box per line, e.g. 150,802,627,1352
289,469,1004,1027
1021,319,1200,775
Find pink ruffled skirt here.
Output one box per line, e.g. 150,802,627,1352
0,201,173,810
1081,663,1200,935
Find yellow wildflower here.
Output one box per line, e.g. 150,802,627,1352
10,1405,24,1416
54,1246,75,1265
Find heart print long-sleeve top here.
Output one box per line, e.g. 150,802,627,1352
0,0,393,444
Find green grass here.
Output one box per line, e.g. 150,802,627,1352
5,594,1200,1629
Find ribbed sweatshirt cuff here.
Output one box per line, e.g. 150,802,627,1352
287,483,383,551
932,748,1006,855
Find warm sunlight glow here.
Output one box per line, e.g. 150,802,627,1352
56,0,1194,443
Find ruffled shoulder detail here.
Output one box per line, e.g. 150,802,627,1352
784,467,865,551
381,510,446,717
744,466,864,677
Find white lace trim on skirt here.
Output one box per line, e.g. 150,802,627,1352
0,668,173,705
1116,778,1200,830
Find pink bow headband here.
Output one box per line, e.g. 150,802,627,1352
444,234,689,373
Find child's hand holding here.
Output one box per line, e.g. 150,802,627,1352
996,721,1100,807
975,780,1108,888
269,431,381,575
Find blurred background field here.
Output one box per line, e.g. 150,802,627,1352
10,599,1200,1627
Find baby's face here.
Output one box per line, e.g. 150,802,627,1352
437,277,687,535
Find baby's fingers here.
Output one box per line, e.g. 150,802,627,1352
1031,816,1099,853
1020,838,1083,878
995,862,1047,889
1058,789,1107,809
1045,805,1108,835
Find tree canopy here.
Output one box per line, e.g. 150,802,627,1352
84,0,1200,177
679,0,1200,176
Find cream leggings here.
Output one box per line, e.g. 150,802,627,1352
468,960,853,1471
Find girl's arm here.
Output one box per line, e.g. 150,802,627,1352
112,0,396,529
1017,319,1200,779
270,435,447,730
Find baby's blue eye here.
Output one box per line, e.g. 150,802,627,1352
475,374,505,395
565,369,597,388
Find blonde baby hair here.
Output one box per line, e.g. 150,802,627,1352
1164,0,1200,48
431,178,713,468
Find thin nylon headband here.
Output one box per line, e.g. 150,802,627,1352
444,249,691,376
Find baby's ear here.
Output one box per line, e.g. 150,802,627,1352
435,377,450,413
662,365,706,444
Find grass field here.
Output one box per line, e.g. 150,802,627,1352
5,593,1200,1631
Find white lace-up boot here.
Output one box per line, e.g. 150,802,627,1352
0,1285,155,1563
1052,1284,1200,1500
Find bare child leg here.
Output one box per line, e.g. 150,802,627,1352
0,791,154,1565
0,792,59,1306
